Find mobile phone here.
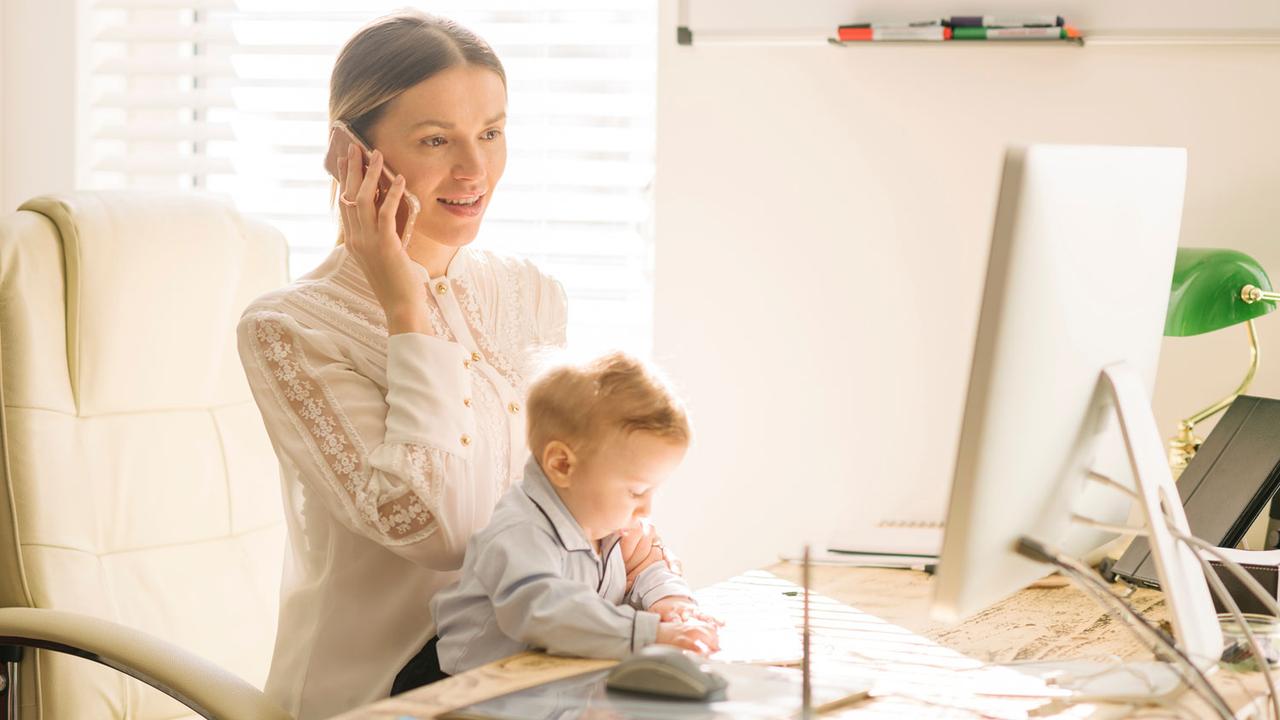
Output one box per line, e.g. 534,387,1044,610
324,120,421,248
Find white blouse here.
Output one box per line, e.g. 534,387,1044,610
236,243,567,720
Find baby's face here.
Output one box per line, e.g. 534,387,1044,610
560,430,687,542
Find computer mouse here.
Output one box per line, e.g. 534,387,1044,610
605,645,728,701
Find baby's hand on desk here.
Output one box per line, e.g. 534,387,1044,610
648,595,724,627
656,617,721,655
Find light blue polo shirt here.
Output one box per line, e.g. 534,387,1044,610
432,456,693,675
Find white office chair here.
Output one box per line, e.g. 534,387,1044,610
0,191,292,720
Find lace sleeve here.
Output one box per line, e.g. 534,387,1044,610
533,271,568,348
238,309,477,569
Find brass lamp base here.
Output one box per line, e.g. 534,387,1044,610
1168,318,1259,478
1169,424,1201,479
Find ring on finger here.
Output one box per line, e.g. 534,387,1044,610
339,194,357,207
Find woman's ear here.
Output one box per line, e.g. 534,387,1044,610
541,440,576,488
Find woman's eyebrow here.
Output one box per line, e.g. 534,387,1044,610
410,113,507,131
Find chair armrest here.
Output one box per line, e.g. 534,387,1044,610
0,607,290,720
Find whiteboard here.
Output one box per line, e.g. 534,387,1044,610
684,0,1280,33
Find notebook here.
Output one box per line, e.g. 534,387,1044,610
827,519,944,558
1110,396,1280,589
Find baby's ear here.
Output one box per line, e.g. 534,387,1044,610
541,440,576,487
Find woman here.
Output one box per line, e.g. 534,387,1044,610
237,11,667,718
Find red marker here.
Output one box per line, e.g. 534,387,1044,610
837,25,951,41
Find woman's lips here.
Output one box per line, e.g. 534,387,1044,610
437,193,486,218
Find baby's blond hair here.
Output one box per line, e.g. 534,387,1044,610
526,351,691,458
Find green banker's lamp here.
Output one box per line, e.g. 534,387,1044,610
1166,248,1280,475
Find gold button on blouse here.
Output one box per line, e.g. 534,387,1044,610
460,434,472,447
435,282,448,295
471,351,482,363
463,398,472,408
508,402,520,414
463,359,471,369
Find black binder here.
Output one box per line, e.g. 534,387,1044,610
1110,395,1280,598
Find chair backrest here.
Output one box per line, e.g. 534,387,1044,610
0,191,289,719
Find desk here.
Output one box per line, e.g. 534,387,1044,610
334,563,1267,719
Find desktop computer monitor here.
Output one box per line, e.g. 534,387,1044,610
931,145,1194,626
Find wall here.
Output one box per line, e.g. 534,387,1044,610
680,0,1280,34
6,0,1278,593
652,0,1280,588
1,0,79,212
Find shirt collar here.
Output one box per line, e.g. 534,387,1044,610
408,246,471,285
521,455,594,553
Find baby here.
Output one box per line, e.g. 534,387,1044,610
427,351,719,679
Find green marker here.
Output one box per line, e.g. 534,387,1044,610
952,26,1067,40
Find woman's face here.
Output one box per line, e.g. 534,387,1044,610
366,63,507,250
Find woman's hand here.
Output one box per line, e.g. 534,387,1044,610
620,520,682,593
337,144,430,336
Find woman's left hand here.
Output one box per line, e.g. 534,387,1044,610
620,520,683,593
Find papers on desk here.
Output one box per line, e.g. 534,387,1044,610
791,521,943,570
429,572,1122,720
695,572,1081,719
826,519,944,557
697,577,804,665
777,548,937,571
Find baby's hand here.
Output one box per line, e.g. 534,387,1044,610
648,595,724,627
656,617,721,655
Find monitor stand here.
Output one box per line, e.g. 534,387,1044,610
1094,361,1222,670
1013,363,1224,708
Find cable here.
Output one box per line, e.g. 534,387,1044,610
1168,528,1280,720
1169,531,1280,618
1065,567,1233,717
1075,512,1280,618
1086,469,1139,500
1072,514,1148,537
1185,538,1280,720
999,653,1156,696
1016,537,1236,719
1067,567,1230,715
1079,509,1280,718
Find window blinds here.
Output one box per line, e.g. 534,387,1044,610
87,0,657,354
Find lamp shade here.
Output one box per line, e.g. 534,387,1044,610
1165,247,1277,337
